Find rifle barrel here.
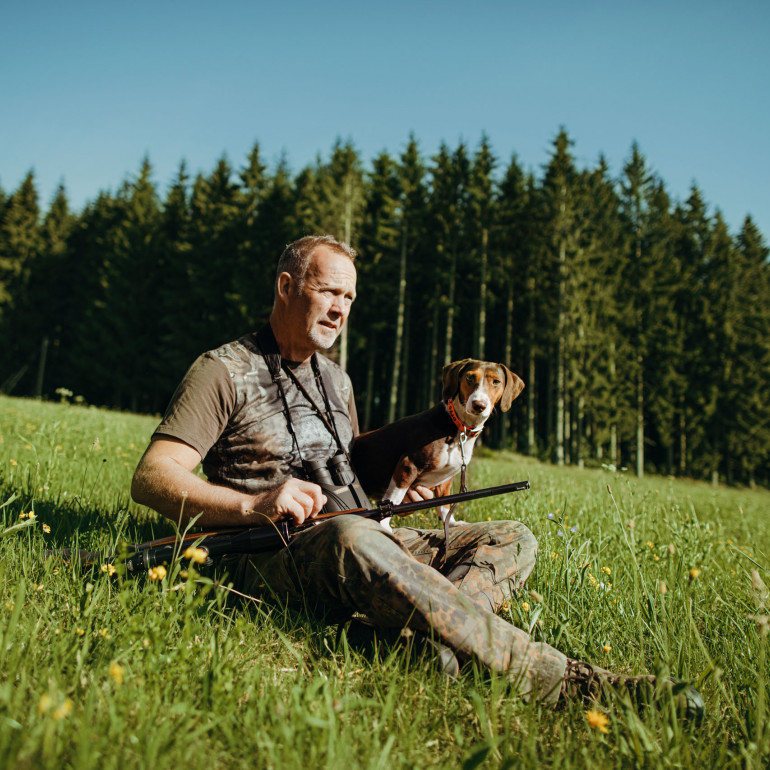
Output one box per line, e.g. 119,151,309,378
387,480,530,516
60,480,531,574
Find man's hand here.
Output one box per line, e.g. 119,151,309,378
404,484,435,503
252,478,327,527
132,437,327,529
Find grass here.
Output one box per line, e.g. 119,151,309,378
0,393,769,768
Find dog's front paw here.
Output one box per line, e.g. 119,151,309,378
438,510,466,528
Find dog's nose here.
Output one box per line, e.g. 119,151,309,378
469,398,489,414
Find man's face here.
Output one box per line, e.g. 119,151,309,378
285,245,357,355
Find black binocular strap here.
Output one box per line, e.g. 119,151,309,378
255,324,350,464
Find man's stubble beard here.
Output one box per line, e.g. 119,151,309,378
307,324,339,351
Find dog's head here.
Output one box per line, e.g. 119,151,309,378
442,359,525,415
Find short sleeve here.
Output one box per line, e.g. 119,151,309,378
153,353,236,459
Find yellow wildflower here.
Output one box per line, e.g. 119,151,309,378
109,661,124,685
689,568,700,581
586,708,610,734
42,523,51,534
646,540,655,549
53,699,73,720
18,512,27,519
101,564,116,576
603,645,611,652
10,459,17,466
601,566,611,575
27,511,36,520
521,601,530,612
76,628,85,636
183,546,207,564
38,694,52,715
148,565,167,581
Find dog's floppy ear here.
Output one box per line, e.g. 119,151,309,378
442,359,474,402
499,365,525,412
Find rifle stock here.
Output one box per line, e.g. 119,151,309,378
83,480,531,575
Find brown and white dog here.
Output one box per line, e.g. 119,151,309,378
352,359,524,529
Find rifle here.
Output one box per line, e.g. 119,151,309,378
65,480,530,575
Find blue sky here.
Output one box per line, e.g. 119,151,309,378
2,0,768,240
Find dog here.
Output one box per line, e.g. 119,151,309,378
351,359,524,530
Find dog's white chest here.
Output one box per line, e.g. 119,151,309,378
417,435,477,488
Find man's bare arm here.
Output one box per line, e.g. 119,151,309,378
130,437,326,528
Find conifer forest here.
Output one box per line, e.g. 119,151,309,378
1,130,768,486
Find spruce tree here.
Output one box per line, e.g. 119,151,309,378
730,217,770,485
540,129,580,465
493,155,534,450
357,150,401,428
71,159,163,409
318,140,365,371
0,172,43,393
26,184,77,396
467,134,497,361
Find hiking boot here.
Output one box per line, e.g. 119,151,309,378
560,658,704,724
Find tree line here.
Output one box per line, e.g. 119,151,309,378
1,130,768,487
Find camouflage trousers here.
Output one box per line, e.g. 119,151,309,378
234,515,567,704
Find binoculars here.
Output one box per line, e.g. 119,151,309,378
303,451,371,513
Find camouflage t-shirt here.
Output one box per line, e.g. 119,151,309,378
153,332,359,495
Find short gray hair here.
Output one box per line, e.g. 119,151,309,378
275,235,357,294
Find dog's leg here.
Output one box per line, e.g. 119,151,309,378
379,480,408,531
433,479,466,528
379,457,420,531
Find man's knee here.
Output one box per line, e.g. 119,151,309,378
309,514,398,561
475,520,538,585
477,520,538,559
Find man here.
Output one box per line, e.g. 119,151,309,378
132,235,702,714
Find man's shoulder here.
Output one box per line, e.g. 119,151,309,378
207,333,265,375
315,353,352,388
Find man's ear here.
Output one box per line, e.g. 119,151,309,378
276,272,294,303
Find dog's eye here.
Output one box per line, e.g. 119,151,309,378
492,378,501,386
465,374,475,383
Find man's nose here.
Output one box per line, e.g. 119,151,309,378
329,296,346,317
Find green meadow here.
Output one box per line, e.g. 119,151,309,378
0,394,768,768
